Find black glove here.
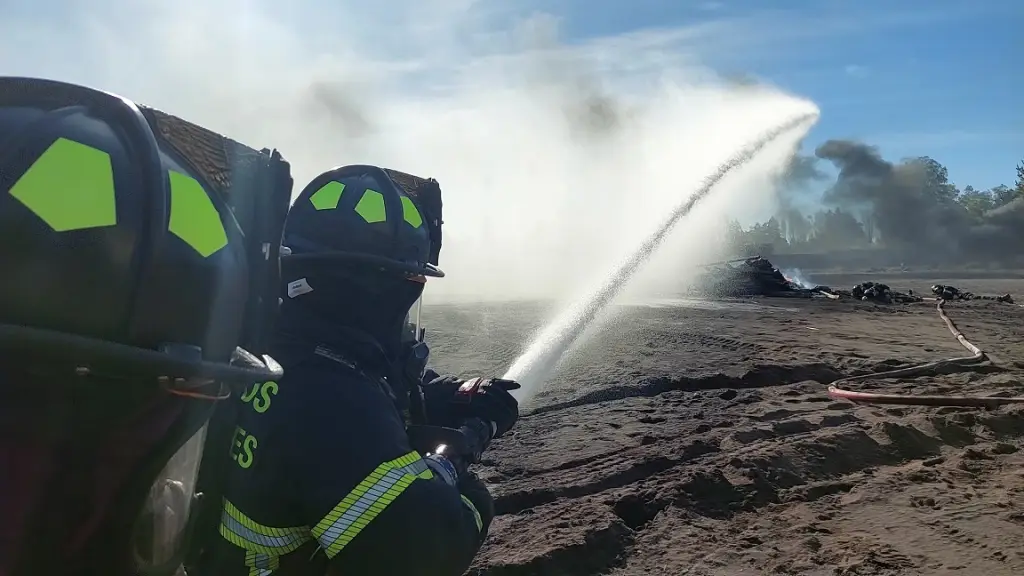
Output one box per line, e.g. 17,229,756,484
421,375,520,438
458,471,495,541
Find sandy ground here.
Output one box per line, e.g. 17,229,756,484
423,276,1024,576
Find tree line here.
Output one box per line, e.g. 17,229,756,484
725,156,1024,254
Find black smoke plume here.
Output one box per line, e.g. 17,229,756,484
805,138,1022,262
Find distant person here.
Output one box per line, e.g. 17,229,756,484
193,165,520,576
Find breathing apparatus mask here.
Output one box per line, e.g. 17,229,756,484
399,290,431,419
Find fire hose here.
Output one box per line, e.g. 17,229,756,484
827,298,1024,407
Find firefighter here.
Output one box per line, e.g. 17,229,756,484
195,165,520,575
0,77,283,576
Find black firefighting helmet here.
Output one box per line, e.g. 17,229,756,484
0,77,282,576
283,164,444,279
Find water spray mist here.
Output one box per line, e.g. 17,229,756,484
503,111,821,400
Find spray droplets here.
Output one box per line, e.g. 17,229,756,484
504,112,821,401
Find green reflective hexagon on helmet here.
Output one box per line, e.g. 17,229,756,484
9,137,118,232
309,181,346,211
401,196,423,228
168,170,229,258
355,189,386,223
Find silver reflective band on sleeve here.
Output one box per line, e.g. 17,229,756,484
218,499,312,555
311,451,433,558
244,550,278,576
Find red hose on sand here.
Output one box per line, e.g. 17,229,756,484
827,299,1024,407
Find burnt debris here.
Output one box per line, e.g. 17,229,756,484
691,257,1015,305
932,284,1014,304
849,281,921,304
693,256,824,298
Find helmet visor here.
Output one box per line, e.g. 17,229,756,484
402,293,424,344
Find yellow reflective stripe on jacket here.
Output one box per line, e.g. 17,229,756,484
219,498,312,555
311,451,433,558
460,494,483,532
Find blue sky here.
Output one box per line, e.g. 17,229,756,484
546,0,1023,190
3,0,1020,191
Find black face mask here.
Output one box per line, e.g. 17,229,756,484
278,266,433,422
282,266,424,361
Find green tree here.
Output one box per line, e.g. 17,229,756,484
957,185,995,218
905,156,959,202
746,217,785,248
1015,160,1024,198
991,184,1016,208
777,207,812,246
810,208,867,250
721,218,746,251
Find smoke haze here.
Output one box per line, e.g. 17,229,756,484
2,0,819,305
772,139,1022,261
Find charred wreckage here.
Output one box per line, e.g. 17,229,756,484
693,256,1015,305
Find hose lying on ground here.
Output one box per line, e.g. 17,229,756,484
827,299,1024,407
